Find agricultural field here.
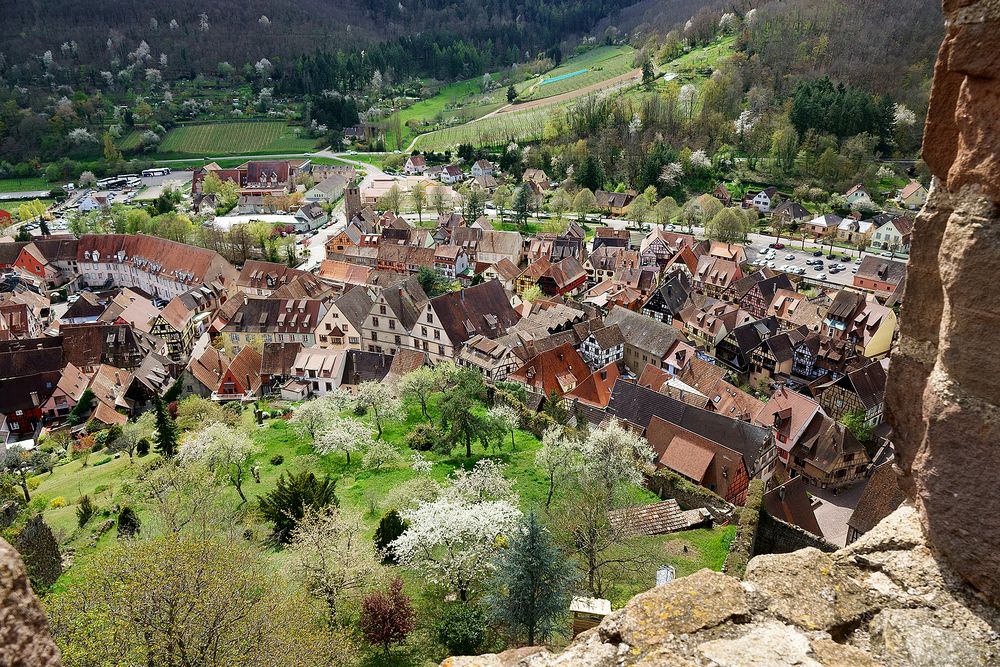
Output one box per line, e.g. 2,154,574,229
520,45,637,101
0,177,52,193
662,36,735,85
411,104,557,151
124,121,320,157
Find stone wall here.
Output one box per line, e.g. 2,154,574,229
754,512,836,557
0,537,62,666
887,0,1000,605
645,469,736,521
444,506,1000,667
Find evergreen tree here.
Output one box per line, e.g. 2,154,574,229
152,396,178,459
259,471,338,543
507,85,517,103
574,154,605,192
374,509,409,564
512,186,531,227
486,511,576,645
641,60,654,85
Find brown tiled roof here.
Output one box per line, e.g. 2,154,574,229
431,280,520,347
565,362,619,408
764,477,823,537
261,343,303,377
385,349,427,383
855,256,906,288
237,261,314,291
77,234,236,287
607,499,709,537
318,260,372,286
0,337,64,378
492,258,521,282
189,346,229,390
223,298,325,335
224,346,263,394
847,463,905,536
646,416,749,503
604,306,682,360
509,342,590,397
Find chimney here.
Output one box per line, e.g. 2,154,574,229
245,374,252,393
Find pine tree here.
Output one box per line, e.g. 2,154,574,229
259,471,338,543
153,396,178,458
486,511,576,646
374,509,409,564
507,85,517,103
512,186,531,227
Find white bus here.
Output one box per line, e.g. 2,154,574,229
96,176,129,190
142,167,171,177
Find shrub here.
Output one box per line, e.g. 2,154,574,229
49,497,66,508
258,471,338,543
270,454,284,465
406,424,437,451
362,441,402,471
92,456,113,467
117,506,141,538
360,577,415,655
435,603,487,655
136,438,150,456
76,495,96,528
94,484,109,495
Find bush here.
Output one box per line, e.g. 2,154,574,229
270,454,284,465
94,484,109,495
91,442,105,452
49,497,66,508
76,495,96,528
362,441,402,471
435,603,487,655
92,456,113,467
724,479,764,578
136,438,150,456
117,506,141,538
406,424,438,452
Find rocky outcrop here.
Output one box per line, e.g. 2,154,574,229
888,0,1000,605
0,537,62,666
443,506,1000,667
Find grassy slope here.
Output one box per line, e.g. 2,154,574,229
35,392,732,612
523,45,635,101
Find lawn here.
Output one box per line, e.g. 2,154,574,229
130,121,320,157
0,177,52,193
520,46,636,101
663,36,735,84
387,78,509,150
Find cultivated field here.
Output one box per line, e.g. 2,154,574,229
521,45,636,101
411,104,557,151
123,121,319,157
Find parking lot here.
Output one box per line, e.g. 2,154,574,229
745,244,866,288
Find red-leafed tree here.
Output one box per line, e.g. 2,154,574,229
359,577,415,656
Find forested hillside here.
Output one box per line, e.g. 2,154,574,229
0,0,639,88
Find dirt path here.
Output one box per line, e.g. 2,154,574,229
485,68,642,117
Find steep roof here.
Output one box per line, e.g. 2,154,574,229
608,379,771,473
847,463,905,536
261,342,303,377
565,362,620,408
509,342,591,397
333,286,374,332
855,256,907,287
763,477,824,537
237,261,314,291
188,345,229,390
224,298,325,334
431,280,520,347
381,275,429,331
77,234,236,287
224,345,264,394
604,306,682,360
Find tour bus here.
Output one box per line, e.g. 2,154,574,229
142,167,171,177
96,176,129,190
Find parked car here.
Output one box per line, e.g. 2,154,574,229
813,263,824,270
817,273,828,280
855,258,863,265
813,250,824,257
784,254,795,260
852,268,858,274
826,254,837,260
770,242,786,249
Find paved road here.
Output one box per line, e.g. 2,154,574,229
0,190,51,202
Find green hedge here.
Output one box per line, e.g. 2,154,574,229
724,479,764,579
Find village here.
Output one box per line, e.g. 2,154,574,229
0,149,917,560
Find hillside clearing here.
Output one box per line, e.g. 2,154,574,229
123,121,319,157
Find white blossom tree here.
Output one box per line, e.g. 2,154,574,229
354,382,404,439
177,422,258,505
392,496,521,600
659,162,684,188
398,366,441,420
291,391,351,440
288,506,381,621
447,459,517,503
362,441,402,471
488,403,520,451
314,416,373,465
579,421,654,491
535,426,583,508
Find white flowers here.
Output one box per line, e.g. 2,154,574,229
689,149,712,170
719,13,739,33
659,162,684,187
411,452,433,474
735,110,756,135
893,103,917,127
